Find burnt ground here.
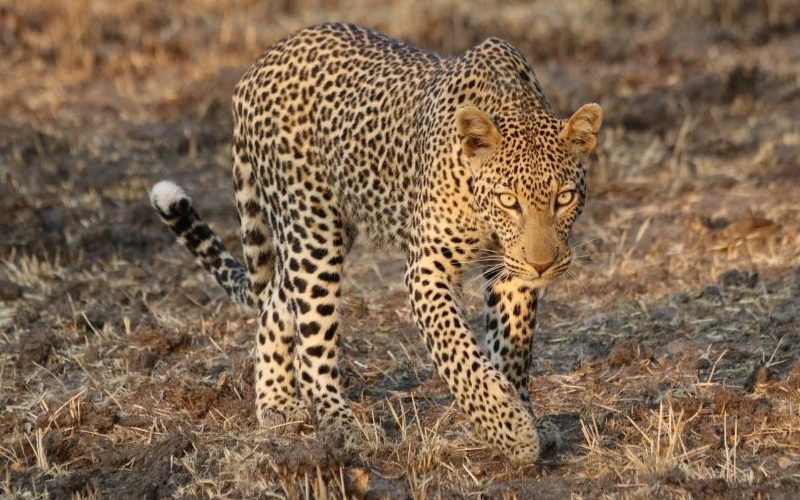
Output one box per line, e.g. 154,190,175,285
1,0,799,498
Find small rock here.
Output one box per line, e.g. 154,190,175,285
701,285,722,300
621,91,673,131
18,328,59,368
670,292,690,305
80,309,106,333
0,279,23,301
607,339,652,368
649,306,675,322
725,64,760,102
208,364,229,380
785,360,800,388
662,467,686,485
14,306,40,326
83,345,99,363
130,351,158,372
770,298,800,325
38,206,65,234
702,216,731,230
744,364,773,392
718,268,758,288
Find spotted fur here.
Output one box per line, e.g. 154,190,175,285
150,23,602,463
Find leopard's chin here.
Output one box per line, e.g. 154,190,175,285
513,273,553,289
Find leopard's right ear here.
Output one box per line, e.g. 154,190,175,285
455,106,502,170
560,103,602,157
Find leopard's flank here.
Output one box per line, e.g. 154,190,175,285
150,23,602,464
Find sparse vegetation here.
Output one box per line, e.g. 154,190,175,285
1,0,799,497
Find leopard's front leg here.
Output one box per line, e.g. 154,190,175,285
405,255,557,463
483,273,538,405
482,274,560,449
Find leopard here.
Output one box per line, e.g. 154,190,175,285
149,22,602,464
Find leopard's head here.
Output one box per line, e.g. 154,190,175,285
457,103,602,287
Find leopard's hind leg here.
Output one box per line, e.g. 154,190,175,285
267,181,375,448
232,137,307,431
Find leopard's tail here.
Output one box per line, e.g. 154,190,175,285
149,181,256,308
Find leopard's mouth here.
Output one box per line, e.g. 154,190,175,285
502,255,571,286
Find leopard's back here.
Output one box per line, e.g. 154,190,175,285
233,23,447,246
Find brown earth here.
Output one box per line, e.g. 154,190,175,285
1,0,799,498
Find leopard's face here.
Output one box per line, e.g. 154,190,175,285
456,104,602,287
476,147,585,285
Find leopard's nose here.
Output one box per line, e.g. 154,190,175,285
530,260,554,275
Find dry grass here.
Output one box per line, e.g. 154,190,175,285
2,0,800,497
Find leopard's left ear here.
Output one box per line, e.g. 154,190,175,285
455,106,502,170
560,103,602,157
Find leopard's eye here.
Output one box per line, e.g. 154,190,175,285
556,190,576,208
497,192,519,210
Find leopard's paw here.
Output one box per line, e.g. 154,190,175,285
257,401,310,434
489,400,561,464
317,411,383,451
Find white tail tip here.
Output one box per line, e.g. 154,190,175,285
150,180,191,214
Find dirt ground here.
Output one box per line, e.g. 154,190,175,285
1,0,799,498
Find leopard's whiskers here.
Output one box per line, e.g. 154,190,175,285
569,236,602,251
572,251,618,261
565,269,589,295
465,263,505,290
561,270,575,300
479,268,510,296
